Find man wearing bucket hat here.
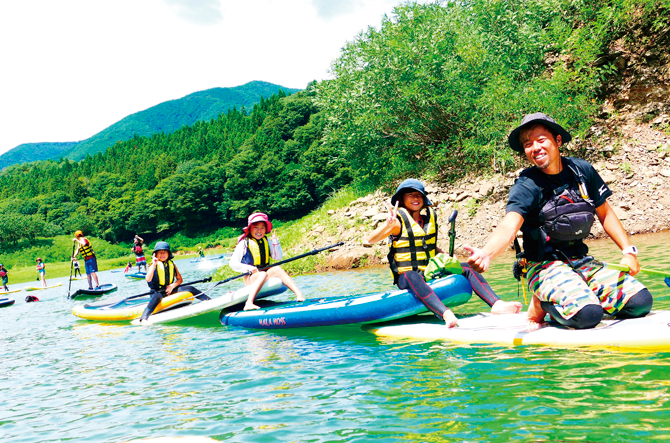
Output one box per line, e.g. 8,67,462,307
229,212,305,310
465,112,652,330
366,178,521,328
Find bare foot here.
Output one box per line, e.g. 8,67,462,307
491,300,523,314
527,320,545,332
443,309,458,328
296,297,305,302
244,303,261,311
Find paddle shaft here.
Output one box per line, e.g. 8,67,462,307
211,241,345,288
592,260,670,278
448,210,458,257
126,277,213,301
66,241,76,299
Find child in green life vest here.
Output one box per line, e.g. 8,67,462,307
0,264,9,292
229,212,305,310
139,241,204,323
365,179,521,327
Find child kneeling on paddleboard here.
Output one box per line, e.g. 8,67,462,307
365,179,521,328
229,212,305,311
139,241,204,323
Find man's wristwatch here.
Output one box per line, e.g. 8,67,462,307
622,246,638,255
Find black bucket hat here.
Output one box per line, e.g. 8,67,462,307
508,112,572,153
390,178,432,207
153,241,174,260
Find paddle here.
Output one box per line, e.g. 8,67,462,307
204,241,345,292
126,277,214,301
447,210,458,257
591,260,670,286
66,241,76,299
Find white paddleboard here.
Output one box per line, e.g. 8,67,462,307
131,277,287,325
368,310,670,351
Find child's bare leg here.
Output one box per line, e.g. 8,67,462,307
267,267,304,301
243,271,268,310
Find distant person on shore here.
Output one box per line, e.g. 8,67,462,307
139,241,205,323
229,212,305,310
72,230,101,290
365,179,521,327
72,258,82,278
464,112,652,330
132,235,147,272
36,258,47,288
0,264,9,292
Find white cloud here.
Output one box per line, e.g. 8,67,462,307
164,0,224,25
0,0,424,156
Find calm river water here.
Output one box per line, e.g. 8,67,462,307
2,232,670,442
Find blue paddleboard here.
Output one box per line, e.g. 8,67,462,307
220,274,472,329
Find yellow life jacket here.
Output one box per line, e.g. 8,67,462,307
388,206,438,283
242,237,270,267
151,260,176,291
79,239,95,258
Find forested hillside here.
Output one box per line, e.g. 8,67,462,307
0,87,350,248
64,81,301,160
1,0,668,261
0,142,77,170
0,81,300,168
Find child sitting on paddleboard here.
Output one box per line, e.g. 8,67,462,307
36,257,47,288
229,212,305,310
139,241,205,323
0,263,9,292
365,179,521,327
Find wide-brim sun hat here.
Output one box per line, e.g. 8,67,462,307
508,112,572,153
244,212,273,235
153,241,174,260
391,178,432,207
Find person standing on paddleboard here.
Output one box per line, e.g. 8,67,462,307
72,230,101,290
229,212,305,311
72,258,82,278
139,241,204,323
35,258,47,288
132,235,147,272
465,112,652,330
365,179,522,328
0,263,9,292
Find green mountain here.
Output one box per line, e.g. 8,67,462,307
0,81,301,168
0,142,77,170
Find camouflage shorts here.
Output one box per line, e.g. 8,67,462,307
526,259,647,320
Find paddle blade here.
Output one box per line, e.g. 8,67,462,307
665,277,670,288
124,262,131,273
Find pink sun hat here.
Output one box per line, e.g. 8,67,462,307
238,212,273,242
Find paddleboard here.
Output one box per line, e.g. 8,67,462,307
125,272,147,279
190,254,225,263
0,298,15,308
0,288,22,295
221,274,472,329
131,277,287,325
70,283,118,299
25,283,63,291
69,276,85,280
368,310,670,351
72,290,194,321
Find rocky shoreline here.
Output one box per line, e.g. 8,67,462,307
319,119,670,271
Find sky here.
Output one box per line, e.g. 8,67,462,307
0,0,424,156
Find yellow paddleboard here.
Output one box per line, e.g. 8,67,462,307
25,283,63,291
72,291,194,321
0,288,23,295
